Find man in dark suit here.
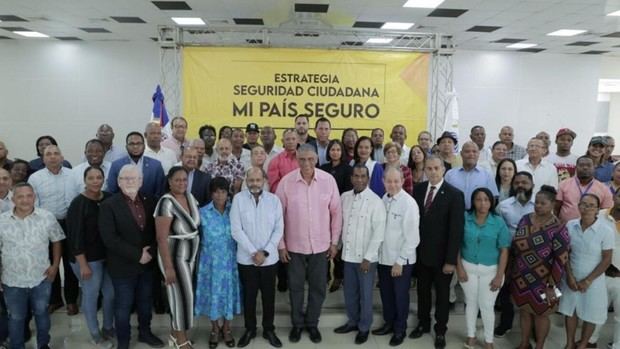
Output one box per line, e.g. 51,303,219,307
99,164,165,349
409,156,465,349
181,147,211,207
106,132,165,197
307,117,331,167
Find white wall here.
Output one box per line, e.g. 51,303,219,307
0,40,160,164
1,41,618,164
453,50,606,154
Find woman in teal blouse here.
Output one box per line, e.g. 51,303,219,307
457,188,511,349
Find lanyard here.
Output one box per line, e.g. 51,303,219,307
576,177,594,198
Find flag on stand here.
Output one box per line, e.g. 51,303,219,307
151,85,171,139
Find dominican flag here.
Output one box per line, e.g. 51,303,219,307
151,85,171,139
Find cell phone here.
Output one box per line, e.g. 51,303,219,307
539,286,562,301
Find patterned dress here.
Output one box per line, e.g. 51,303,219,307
510,214,570,316
194,202,241,320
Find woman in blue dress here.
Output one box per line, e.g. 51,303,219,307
559,193,614,349
194,177,241,349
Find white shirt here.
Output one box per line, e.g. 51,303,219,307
341,188,386,263
0,191,13,214
144,146,177,175
70,161,111,198
104,145,127,163
477,146,492,163
599,208,620,269
373,146,385,164
425,179,444,205
399,144,411,166
479,158,498,177
264,146,283,172
380,189,420,266
230,190,284,266
516,158,559,194
28,167,75,220
235,148,252,171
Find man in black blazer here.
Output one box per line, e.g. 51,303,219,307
409,156,465,349
99,164,165,349
181,147,211,207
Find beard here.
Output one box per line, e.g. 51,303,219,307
515,188,533,202
249,186,263,195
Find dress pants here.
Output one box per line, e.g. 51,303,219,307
238,263,277,331
343,261,377,332
287,251,328,328
111,269,154,349
497,280,514,329
50,220,79,306
589,276,620,348
416,263,453,335
377,264,414,335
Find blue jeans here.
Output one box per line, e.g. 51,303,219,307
111,269,153,348
70,261,115,341
343,261,377,332
3,280,52,349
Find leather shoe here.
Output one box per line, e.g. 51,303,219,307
66,303,79,316
408,325,430,339
334,323,358,334
389,333,405,346
434,334,446,348
237,330,256,348
371,324,393,336
355,331,369,345
138,331,165,348
288,327,303,343
307,327,322,343
262,330,282,348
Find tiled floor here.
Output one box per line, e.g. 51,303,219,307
34,288,618,348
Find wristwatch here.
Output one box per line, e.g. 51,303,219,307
262,250,270,257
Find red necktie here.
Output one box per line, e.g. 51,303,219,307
424,186,436,212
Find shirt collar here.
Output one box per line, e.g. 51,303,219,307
427,179,444,192
295,169,317,184
386,188,406,201
10,207,38,220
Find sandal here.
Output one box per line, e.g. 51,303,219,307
221,329,235,348
209,330,219,349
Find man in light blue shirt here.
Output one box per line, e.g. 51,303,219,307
496,171,536,236
444,142,498,210
494,171,535,337
230,167,284,348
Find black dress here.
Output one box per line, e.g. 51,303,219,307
320,162,353,194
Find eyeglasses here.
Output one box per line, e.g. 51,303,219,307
119,176,140,182
127,142,143,147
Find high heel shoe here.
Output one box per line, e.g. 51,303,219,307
169,334,177,347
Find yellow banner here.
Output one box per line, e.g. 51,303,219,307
182,47,429,138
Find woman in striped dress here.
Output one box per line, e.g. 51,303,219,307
155,166,201,349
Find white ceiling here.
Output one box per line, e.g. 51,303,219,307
1,0,619,55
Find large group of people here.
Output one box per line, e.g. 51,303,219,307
0,116,618,349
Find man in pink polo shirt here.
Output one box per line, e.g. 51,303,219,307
268,129,299,193
556,155,613,222
276,144,342,344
